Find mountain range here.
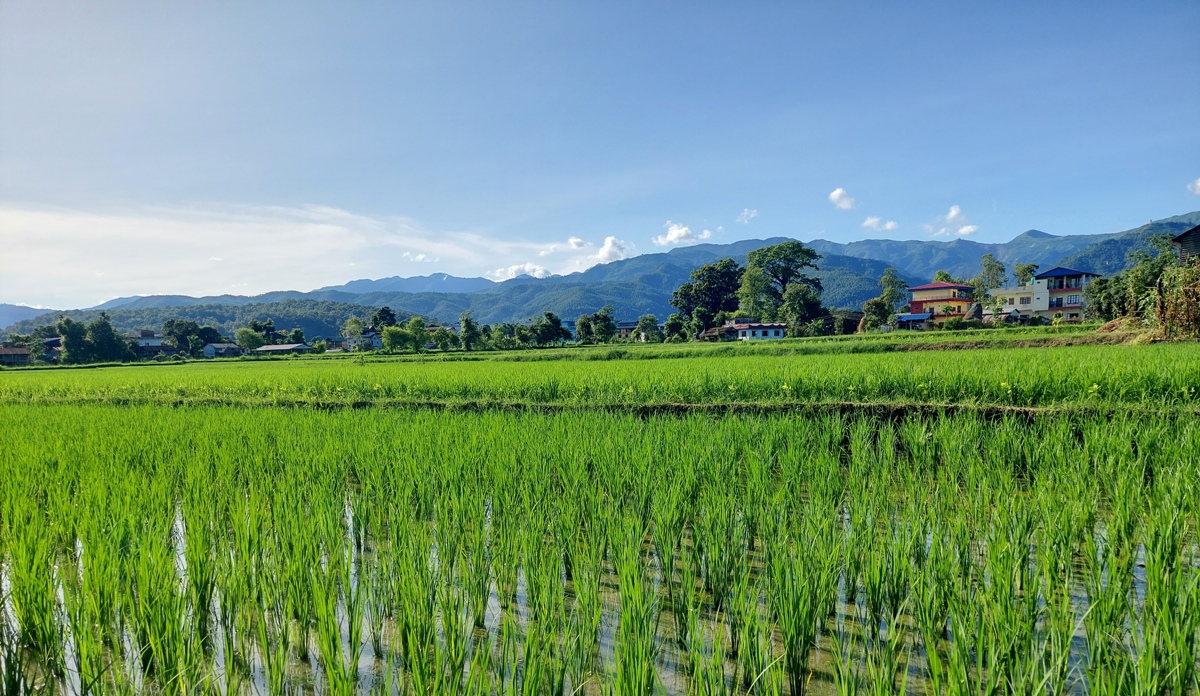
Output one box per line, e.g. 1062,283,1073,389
3,211,1196,337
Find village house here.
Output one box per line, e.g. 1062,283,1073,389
202,343,243,359
128,329,170,358
989,267,1098,322
906,281,974,324
0,345,32,366
700,318,788,341
345,330,383,351
1173,223,1200,264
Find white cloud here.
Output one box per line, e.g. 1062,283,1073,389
653,221,713,247
862,216,897,232
487,262,550,280
828,188,855,210
568,236,586,249
0,203,575,308
926,206,977,237
208,256,224,261
595,236,631,263
736,208,758,224
1189,178,1200,196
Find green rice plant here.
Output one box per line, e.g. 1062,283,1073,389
609,512,659,696
8,507,63,676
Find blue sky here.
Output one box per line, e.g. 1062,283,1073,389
2,1,1198,308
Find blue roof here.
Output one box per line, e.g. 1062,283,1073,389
897,313,932,321
1034,266,1098,279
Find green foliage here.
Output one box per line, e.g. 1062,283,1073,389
370,305,398,328
633,314,662,343
55,314,134,364
1014,262,1039,286
530,312,572,347
234,327,266,351
670,258,742,321
738,241,822,319
458,311,482,351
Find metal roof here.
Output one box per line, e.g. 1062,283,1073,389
1034,266,1098,279
907,281,974,291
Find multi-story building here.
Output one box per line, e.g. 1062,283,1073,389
989,266,1098,322
907,281,974,324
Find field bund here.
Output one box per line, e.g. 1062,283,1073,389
1,336,1198,694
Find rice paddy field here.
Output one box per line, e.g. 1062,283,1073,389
1,338,1198,694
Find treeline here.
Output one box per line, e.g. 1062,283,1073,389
2,299,395,341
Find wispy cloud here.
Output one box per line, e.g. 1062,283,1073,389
653,221,712,247
0,203,613,308
736,208,758,224
1189,178,1200,196
927,205,977,237
828,188,855,210
862,216,897,232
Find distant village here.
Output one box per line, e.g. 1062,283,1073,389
2,225,1197,368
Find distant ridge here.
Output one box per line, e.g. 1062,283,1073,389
318,273,497,295
808,211,1200,283
4,211,1197,334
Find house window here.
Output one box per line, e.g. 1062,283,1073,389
774,330,780,337
1005,297,1013,305
1067,295,1080,305
740,330,746,337
1019,296,1031,305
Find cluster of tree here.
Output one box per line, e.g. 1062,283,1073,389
3,299,385,342
162,319,223,354
574,306,617,344
54,314,133,364
233,318,307,351
1084,234,1181,322
666,241,826,338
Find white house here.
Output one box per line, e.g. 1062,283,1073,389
732,322,787,341
202,343,242,359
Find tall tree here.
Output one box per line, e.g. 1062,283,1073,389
878,267,907,310
405,317,428,352
342,317,364,342
670,258,742,322
932,270,965,283
1014,263,1039,286
459,311,482,351
976,253,1008,291
781,284,823,333
738,241,822,319
591,306,617,343
634,315,662,343
371,306,398,328
234,327,267,351
381,325,408,352
575,314,594,344
57,316,89,364
531,312,571,346
79,314,134,363
663,313,686,341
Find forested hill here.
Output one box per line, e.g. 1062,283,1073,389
2,300,401,341
807,211,1200,283
5,212,1197,334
